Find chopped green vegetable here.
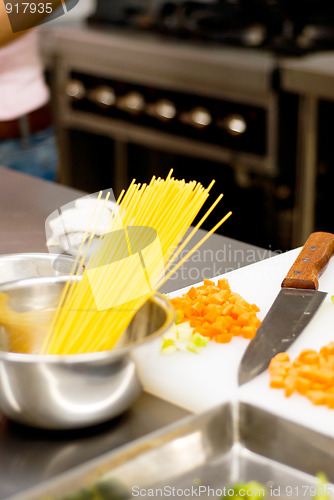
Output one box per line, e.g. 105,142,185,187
220,475,333,500
161,322,209,354
221,481,266,499
313,472,332,500
175,310,184,324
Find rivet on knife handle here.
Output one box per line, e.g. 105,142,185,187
282,232,334,290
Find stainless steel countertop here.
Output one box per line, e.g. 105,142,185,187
280,51,334,100
0,166,269,499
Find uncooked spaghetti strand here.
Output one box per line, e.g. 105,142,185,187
133,194,202,263
165,193,224,270
40,191,106,353
118,178,137,214
53,191,112,316
78,192,112,268
63,291,150,354
42,192,112,353
65,190,104,279
121,177,173,228
140,191,216,287
120,179,210,272
43,174,229,355
156,187,210,260
158,210,233,288
45,275,94,353
98,188,125,240
48,250,152,353
137,179,204,240
87,213,232,353
205,179,215,193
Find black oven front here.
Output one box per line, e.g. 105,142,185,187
53,26,298,251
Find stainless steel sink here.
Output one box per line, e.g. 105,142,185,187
11,401,334,499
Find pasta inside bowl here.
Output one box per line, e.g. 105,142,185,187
0,276,174,429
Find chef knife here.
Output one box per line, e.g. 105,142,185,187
238,231,334,385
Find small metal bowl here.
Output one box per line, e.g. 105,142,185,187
0,276,174,430
0,253,79,285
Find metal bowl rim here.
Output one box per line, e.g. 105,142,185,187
0,252,76,262
0,275,175,363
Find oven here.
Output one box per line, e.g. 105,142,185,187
50,15,300,251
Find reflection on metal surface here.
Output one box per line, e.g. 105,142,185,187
88,85,116,108
65,79,85,100
0,253,78,285
219,114,247,136
117,92,145,114
180,107,212,129
17,402,334,500
0,392,189,499
147,99,177,121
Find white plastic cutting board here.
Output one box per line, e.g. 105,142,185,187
132,247,334,438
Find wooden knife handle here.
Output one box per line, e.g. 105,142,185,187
282,232,334,290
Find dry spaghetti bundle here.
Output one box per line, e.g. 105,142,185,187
41,171,231,355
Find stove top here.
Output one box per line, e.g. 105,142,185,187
87,0,334,55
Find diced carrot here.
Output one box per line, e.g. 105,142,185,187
306,391,327,406
268,342,334,409
271,352,290,364
203,310,219,324
196,321,216,339
204,303,222,314
213,316,233,330
299,349,319,364
284,375,297,397
191,302,205,316
320,342,334,357
325,394,334,409
189,318,203,328
241,325,257,339
170,278,261,345
237,313,251,326
222,303,234,315
269,366,289,378
217,278,230,290
299,367,334,385
215,333,233,343
229,325,242,336
228,293,238,304
210,324,227,340
209,293,224,305
187,287,198,300
270,376,285,389
295,377,311,395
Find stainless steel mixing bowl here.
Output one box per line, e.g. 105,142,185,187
0,276,174,429
0,253,78,285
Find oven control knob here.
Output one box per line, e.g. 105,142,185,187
218,114,247,136
147,99,176,121
117,92,145,114
180,107,212,129
65,79,85,100
88,85,116,108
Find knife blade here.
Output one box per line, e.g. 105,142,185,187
238,231,334,385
